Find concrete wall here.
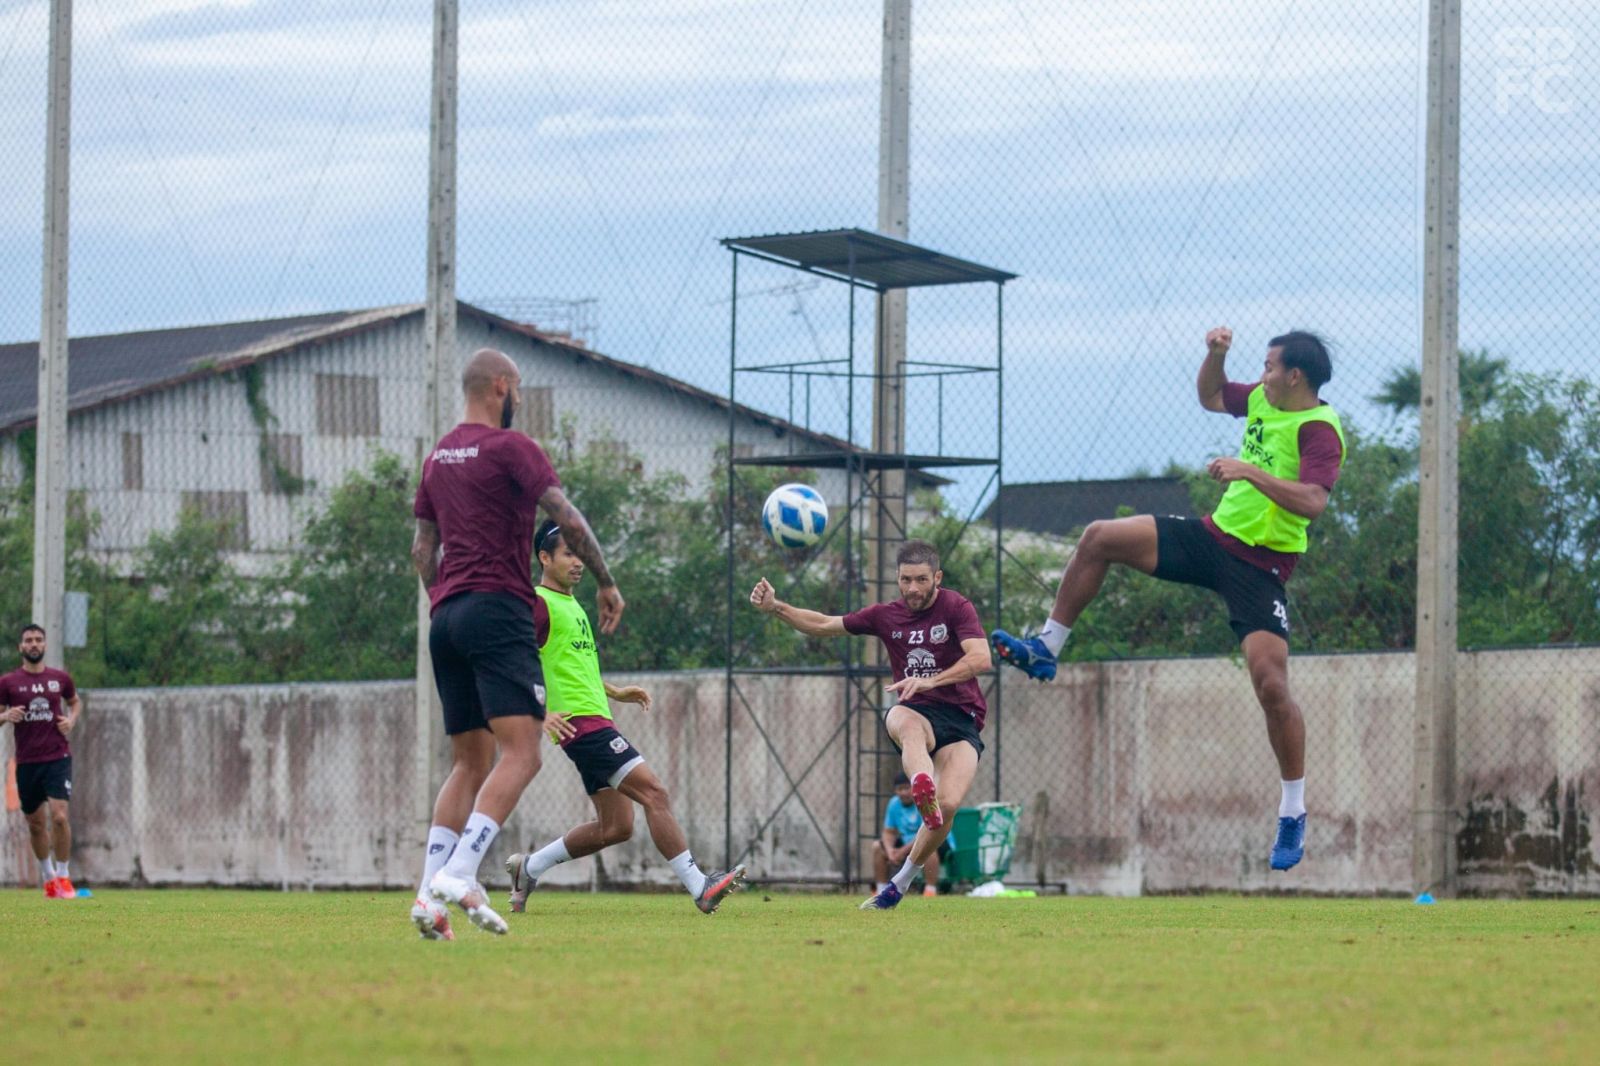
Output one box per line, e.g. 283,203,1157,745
4,647,1595,894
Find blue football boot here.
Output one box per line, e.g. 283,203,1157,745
990,629,1057,682
858,882,903,910
1270,814,1306,870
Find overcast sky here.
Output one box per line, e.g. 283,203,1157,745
1,0,1594,495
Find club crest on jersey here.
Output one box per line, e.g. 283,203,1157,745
929,624,948,644
609,736,629,754
46,680,60,693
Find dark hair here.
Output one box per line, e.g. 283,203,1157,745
1269,330,1333,392
893,772,910,786
534,519,563,556
895,539,940,572
19,623,45,640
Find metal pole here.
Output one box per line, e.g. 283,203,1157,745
415,0,458,838
1414,0,1461,900
32,0,71,668
993,283,1004,802
845,256,858,886
725,251,739,870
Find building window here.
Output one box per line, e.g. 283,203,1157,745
513,387,554,440
315,373,380,437
181,491,250,551
121,432,143,490
259,433,304,494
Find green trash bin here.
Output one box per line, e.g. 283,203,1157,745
942,802,1022,885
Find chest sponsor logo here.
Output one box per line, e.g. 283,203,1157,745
609,735,630,754
432,445,480,465
904,648,939,678
25,697,54,722
1242,418,1277,470
891,631,902,640
929,624,948,645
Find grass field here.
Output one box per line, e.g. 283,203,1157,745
2,889,1596,1064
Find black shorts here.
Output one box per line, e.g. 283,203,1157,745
1152,516,1292,643
561,726,645,795
16,756,72,815
889,701,985,757
428,591,546,735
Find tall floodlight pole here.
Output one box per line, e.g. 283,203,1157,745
856,0,912,875
1414,0,1461,899
415,0,459,833
870,2,911,634
32,0,72,668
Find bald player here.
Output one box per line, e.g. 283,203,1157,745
409,348,624,939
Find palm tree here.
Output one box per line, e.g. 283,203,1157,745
1371,348,1509,418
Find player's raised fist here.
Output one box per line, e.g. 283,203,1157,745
750,578,777,612
1206,326,1233,356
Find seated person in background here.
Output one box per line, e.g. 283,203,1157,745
872,772,955,897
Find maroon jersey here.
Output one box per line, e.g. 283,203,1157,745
0,666,76,764
843,589,989,729
1203,380,1345,581
413,424,561,613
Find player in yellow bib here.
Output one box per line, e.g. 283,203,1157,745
992,328,1345,872
504,520,747,914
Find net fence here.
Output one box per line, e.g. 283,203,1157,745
0,0,1594,895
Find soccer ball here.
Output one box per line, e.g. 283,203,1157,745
761,483,829,549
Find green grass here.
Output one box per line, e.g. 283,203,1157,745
2,889,1596,1064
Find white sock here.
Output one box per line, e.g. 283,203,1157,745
40,858,55,885
1040,618,1071,656
417,825,459,898
669,850,708,898
55,858,69,879
523,836,572,881
891,856,921,894
1280,778,1306,818
441,812,500,881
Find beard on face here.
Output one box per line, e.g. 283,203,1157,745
500,392,516,429
21,647,44,663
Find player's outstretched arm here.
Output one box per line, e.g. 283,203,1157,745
539,486,625,633
603,681,652,712
886,636,993,701
1197,325,1232,412
749,577,847,637
411,518,441,587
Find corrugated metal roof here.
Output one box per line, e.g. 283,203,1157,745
0,304,907,473
983,478,1193,537
720,228,1016,290
0,305,415,432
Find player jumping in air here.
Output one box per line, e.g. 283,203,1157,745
409,348,623,939
750,540,992,910
991,328,1345,871
504,520,746,914
1,624,83,899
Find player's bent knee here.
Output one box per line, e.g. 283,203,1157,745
1251,671,1292,711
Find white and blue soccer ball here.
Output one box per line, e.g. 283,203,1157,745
761,483,829,549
